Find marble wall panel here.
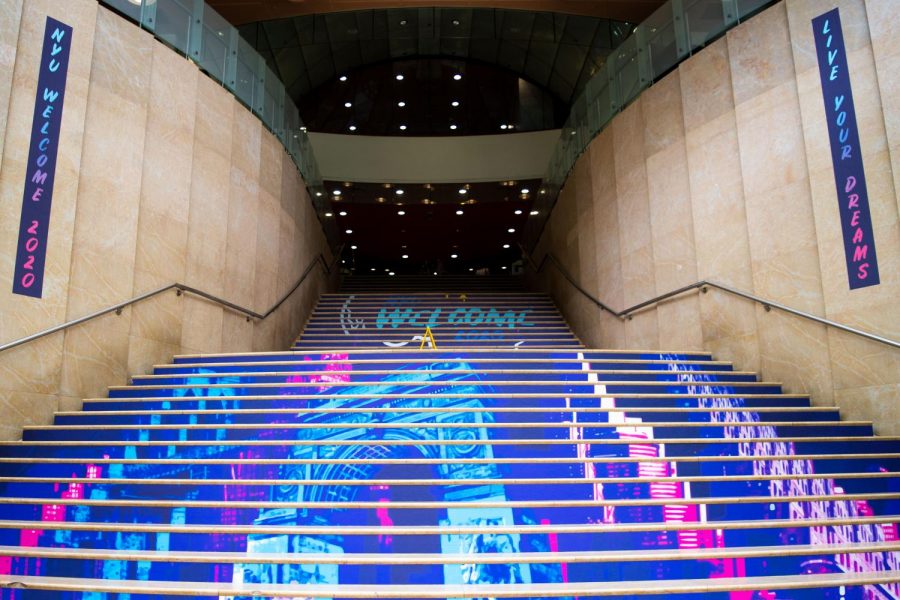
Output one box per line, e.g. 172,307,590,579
0,6,330,439
0,0,24,168
0,389,58,441
865,0,900,217
61,8,154,401
0,0,97,349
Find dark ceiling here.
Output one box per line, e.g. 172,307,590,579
239,7,635,114
203,2,661,273
325,179,541,274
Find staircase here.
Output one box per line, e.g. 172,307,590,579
0,275,898,599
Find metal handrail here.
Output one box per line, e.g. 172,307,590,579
522,247,900,350
0,247,343,355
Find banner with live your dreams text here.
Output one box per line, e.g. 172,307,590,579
12,16,72,298
811,8,879,290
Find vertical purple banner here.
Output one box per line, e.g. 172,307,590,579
811,8,879,290
12,16,73,298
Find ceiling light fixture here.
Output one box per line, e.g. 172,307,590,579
450,124,457,130
507,228,515,233
351,245,358,250
521,188,530,194
514,209,522,215
453,73,462,80
450,254,458,259
332,190,341,196
451,101,460,107
344,101,352,108
399,125,407,131
397,210,406,216
389,271,395,276
395,189,404,195
503,244,510,249
324,212,333,217
339,75,348,82
456,210,464,215
339,211,347,216
315,192,323,197
395,74,404,81
345,229,353,234
398,101,406,107
348,125,356,131
458,188,467,195
530,210,539,215
402,254,409,259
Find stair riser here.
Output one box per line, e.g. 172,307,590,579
22,422,871,443
153,362,737,375
1,453,897,482
82,396,811,412
54,409,835,427
172,352,715,364
130,373,759,386
0,556,894,593
3,439,897,460
105,384,784,399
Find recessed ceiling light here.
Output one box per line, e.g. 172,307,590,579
507,228,515,233
514,209,522,215
503,244,510,249
540,189,546,194
458,188,467,195
402,254,409,259
333,190,342,196
344,101,352,108
500,125,507,130
507,124,514,130
345,229,353,234
397,210,406,215
453,73,462,80
451,101,460,107
468,268,474,272
315,191,323,197
399,19,407,26
398,101,406,107
339,75,348,82
502,266,508,270
530,210,539,215
433,271,438,275
450,254,458,259
348,125,357,131
339,211,347,216
389,271,395,276
452,19,460,26
324,212,333,217
450,124,457,130
456,210,464,215
521,188,530,194
395,189,404,195
370,267,376,271
351,245,358,250
396,74,404,81
399,125,407,131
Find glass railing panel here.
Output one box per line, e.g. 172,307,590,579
153,0,193,55
233,36,259,109
643,3,680,80
683,0,728,51
611,36,642,107
102,0,144,23
737,0,772,20
198,3,230,82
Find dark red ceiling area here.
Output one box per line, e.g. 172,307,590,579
327,179,542,274
299,58,565,136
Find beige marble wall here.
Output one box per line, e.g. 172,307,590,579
0,2,333,439
533,0,900,434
